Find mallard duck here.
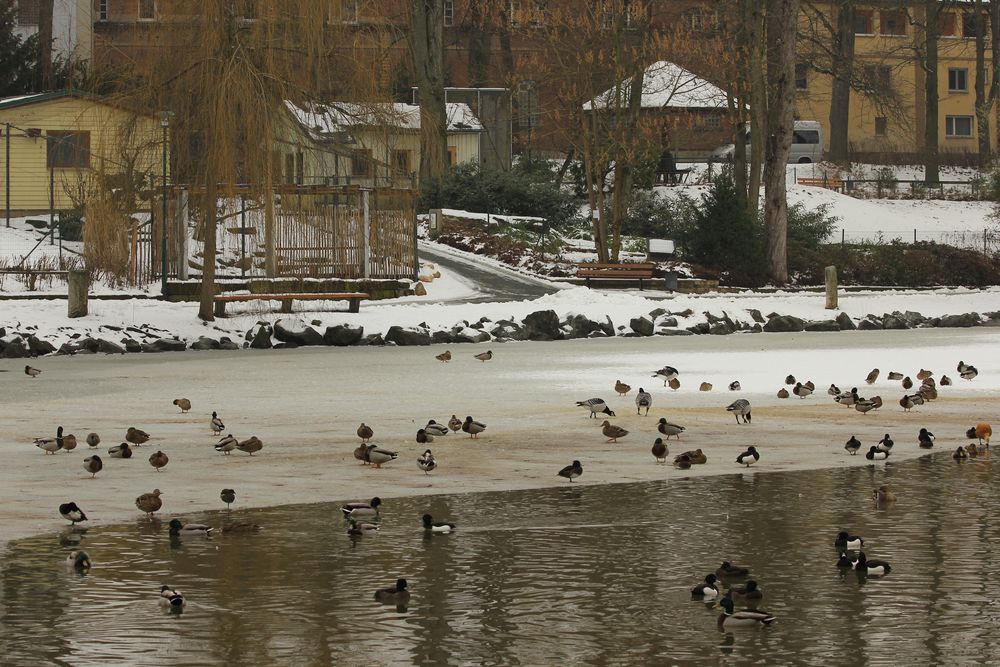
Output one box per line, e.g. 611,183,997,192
729,381,741,391
668,377,681,391
651,438,668,463
835,388,859,406
827,384,840,396
876,434,893,452
940,375,952,386
785,374,796,385
83,455,102,478
210,411,225,435
716,561,750,578
855,396,882,414
726,399,751,424
835,531,864,550
435,350,452,363
917,385,937,401
576,398,615,419
918,428,935,448
25,365,41,378
418,449,437,474
957,360,970,373
901,376,913,390
86,432,100,448
237,436,263,455
873,485,897,503
215,434,238,454
169,519,213,537
353,444,369,465
899,394,918,412
615,380,631,396
922,376,936,388
416,429,434,444
149,450,169,472
126,427,150,447
635,388,652,416
656,418,685,440
601,420,629,442
716,592,776,628
887,371,903,381
845,436,862,455
691,574,719,598
357,423,373,443
557,460,583,482
424,420,449,437
674,453,692,469
342,497,382,519
66,550,91,570
220,488,236,508
961,366,979,381
423,514,456,532
953,446,969,461
109,442,132,458
222,521,261,534
777,388,789,399
59,502,88,525
966,443,980,457
159,585,185,609
917,368,933,381
865,368,879,384
35,427,63,454
837,552,857,569
61,432,78,451
135,489,163,517
865,446,889,461
699,382,713,392
736,446,759,467
653,366,679,386
854,551,892,576
462,416,486,439
448,415,462,432
374,578,410,603
365,444,397,468
473,350,493,362
731,580,763,600
682,449,707,465
173,398,191,413
347,519,379,535
792,382,812,399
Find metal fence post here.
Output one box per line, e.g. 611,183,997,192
49,168,55,245
4,123,9,228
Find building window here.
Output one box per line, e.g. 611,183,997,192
46,131,91,168
863,64,892,93
939,12,956,37
447,145,457,167
138,0,156,21
962,12,978,39
704,114,722,130
444,0,454,27
333,0,359,25
392,149,412,175
517,80,539,129
17,0,40,26
946,115,973,137
949,68,968,92
874,117,888,137
795,63,808,90
242,0,257,21
853,10,874,35
880,10,906,36
683,8,719,34
351,149,372,177
98,0,109,21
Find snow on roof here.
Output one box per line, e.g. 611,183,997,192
285,101,483,137
583,61,730,111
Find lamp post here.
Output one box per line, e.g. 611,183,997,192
158,111,171,297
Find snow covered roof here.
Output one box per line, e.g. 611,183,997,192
583,61,730,111
285,101,483,138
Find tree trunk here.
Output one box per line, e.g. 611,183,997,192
608,61,646,262
747,0,767,214
37,0,54,90
466,1,488,87
197,178,218,322
974,0,999,167
409,0,449,189
555,148,574,189
828,1,856,167
923,0,940,183
763,0,799,285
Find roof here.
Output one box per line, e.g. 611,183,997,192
0,89,157,117
584,61,730,111
285,101,484,139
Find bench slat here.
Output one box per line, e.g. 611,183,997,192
213,292,368,302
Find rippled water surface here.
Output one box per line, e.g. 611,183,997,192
2,454,999,666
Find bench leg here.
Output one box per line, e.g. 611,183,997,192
639,278,644,291
348,298,360,314
214,301,225,317
281,299,293,314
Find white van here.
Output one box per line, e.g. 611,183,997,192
711,120,823,164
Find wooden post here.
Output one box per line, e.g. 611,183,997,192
177,190,189,280
362,189,371,279
67,270,88,318
824,265,838,310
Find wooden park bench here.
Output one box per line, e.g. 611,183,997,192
797,176,843,192
576,262,656,290
213,292,369,317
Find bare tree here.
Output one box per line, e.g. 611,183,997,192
973,0,1000,166
409,0,449,188
923,0,941,183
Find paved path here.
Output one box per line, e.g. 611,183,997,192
417,241,561,303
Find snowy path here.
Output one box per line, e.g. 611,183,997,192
418,241,562,303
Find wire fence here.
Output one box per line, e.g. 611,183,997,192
837,228,1000,255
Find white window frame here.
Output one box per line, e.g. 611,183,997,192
948,67,968,92
137,0,156,22
444,0,454,27
945,115,974,138
98,0,109,22
334,0,359,25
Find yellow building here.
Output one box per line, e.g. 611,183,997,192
796,2,991,161
0,90,163,213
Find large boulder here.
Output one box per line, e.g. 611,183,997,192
763,315,805,333
190,336,221,351
363,333,385,346
274,318,325,346
26,335,56,356
804,320,841,332
881,314,909,330
658,316,679,328
857,317,882,331
937,312,980,328
152,338,187,352
565,314,603,339
248,323,274,349
521,310,562,341
218,337,241,350
835,312,856,331
96,338,125,354
0,337,28,358
629,316,654,337
686,323,710,335
123,338,142,353
432,330,455,344
324,324,364,346
385,326,431,346
658,328,695,336
748,309,766,324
